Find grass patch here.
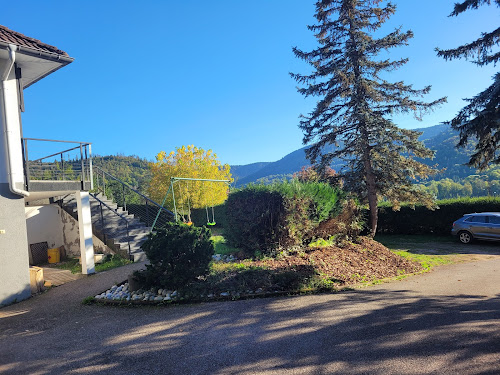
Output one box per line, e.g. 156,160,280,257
210,260,265,273
95,255,132,272
55,258,80,274
375,234,453,249
393,250,453,270
212,235,240,255
55,254,131,274
180,263,330,298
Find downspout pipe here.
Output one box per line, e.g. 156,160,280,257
1,44,29,197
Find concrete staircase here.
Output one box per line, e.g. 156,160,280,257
60,193,150,262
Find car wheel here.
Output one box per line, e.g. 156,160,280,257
458,231,472,244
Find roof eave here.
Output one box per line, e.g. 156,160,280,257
0,41,74,88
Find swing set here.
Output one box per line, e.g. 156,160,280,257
151,176,231,230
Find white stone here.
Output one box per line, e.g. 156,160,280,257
164,296,171,301
220,292,229,297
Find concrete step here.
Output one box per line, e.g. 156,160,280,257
100,227,150,239
59,192,152,264
115,242,148,262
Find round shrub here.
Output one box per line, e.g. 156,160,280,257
135,222,214,289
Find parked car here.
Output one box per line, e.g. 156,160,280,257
451,212,500,244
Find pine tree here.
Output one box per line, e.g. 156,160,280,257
291,0,445,236
436,0,500,169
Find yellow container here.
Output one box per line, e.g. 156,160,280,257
47,248,60,263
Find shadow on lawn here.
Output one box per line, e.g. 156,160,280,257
375,234,500,256
189,264,320,297
1,288,500,374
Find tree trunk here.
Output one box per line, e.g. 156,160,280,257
363,147,378,237
366,174,378,237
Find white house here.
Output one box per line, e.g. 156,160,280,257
0,25,95,306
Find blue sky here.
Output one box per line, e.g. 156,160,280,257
4,1,498,165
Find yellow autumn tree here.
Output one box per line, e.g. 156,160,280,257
148,145,233,222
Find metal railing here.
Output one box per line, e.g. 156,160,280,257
89,192,132,260
57,193,133,261
93,166,174,230
22,137,93,190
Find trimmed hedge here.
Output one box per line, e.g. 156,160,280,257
377,197,500,235
223,181,344,256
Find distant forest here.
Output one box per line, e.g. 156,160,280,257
90,153,500,201
32,141,500,202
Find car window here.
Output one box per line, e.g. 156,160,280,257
466,215,487,223
488,216,500,224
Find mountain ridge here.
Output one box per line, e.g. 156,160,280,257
230,124,471,186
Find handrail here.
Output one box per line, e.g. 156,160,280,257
93,166,175,217
22,137,91,145
32,145,88,162
22,137,93,189
90,192,129,222
89,192,132,260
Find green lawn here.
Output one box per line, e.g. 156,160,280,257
375,234,453,248
55,254,131,274
211,235,240,255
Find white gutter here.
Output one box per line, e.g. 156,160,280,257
1,44,29,197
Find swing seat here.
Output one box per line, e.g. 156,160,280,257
206,222,216,226
186,221,193,226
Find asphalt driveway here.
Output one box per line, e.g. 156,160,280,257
0,258,499,374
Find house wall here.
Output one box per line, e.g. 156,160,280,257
25,204,113,259
25,205,64,251
0,186,31,306
60,208,112,257
0,65,31,306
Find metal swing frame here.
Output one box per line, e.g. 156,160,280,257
151,176,231,231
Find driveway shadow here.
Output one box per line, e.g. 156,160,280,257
1,288,499,374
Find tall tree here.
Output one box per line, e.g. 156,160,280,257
436,0,500,169
291,0,445,236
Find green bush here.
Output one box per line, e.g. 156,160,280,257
224,181,344,256
135,222,214,289
377,196,500,235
